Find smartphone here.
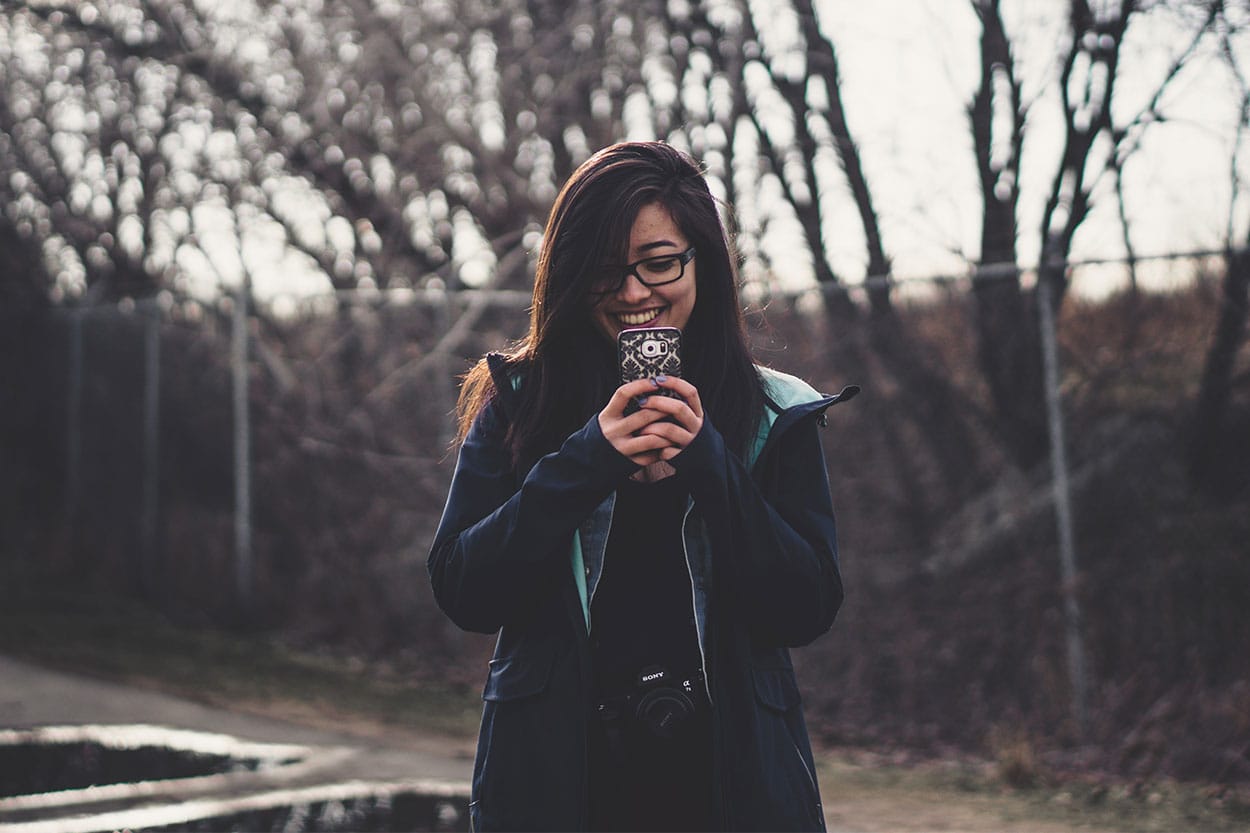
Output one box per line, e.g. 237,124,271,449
618,326,683,411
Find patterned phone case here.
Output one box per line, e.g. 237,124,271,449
618,327,683,400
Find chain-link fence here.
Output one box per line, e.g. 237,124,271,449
3,251,1248,779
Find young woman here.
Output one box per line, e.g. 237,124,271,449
428,141,856,832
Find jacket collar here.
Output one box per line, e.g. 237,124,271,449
750,367,859,468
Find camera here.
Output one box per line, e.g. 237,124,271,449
639,338,668,359
634,666,699,738
597,666,704,740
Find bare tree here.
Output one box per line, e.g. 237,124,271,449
1191,4,1250,495
962,0,1225,469
791,0,891,314
966,0,1046,469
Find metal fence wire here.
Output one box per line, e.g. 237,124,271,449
6,249,1247,737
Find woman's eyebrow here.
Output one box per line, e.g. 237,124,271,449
635,239,682,254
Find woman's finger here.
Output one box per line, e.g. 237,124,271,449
652,376,703,419
603,405,669,440
635,424,697,462
638,390,702,437
615,435,671,465
599,407,677,461
605,378,667,417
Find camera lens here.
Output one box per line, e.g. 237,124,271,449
635,688,695,738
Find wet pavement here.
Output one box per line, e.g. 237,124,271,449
0,655,472,832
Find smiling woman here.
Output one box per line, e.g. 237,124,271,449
451,142,772,471
588,205,698,340
428,141,857,832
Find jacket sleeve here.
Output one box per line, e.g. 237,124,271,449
671,412,843,648
427,399,637,634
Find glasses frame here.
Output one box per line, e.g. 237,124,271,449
591,247,697,297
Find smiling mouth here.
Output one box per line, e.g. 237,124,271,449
616,309,663,327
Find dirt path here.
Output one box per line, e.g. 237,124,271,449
822,774,1085,833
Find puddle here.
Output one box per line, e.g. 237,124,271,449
0,725,469,832
0,724,302,797
64,781,469,832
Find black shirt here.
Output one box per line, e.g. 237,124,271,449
590,473,703,695
587,472,714,832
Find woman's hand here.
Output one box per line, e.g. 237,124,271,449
635,376,703,461
598,378,674,467
598,376,704,466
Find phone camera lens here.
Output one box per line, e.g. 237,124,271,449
640,339,666,358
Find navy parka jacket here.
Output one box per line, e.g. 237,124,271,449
428,355,857,831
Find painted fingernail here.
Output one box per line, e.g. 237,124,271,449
654,375,667,384
638,396,650,405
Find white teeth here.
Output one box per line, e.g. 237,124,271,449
618,310,660,326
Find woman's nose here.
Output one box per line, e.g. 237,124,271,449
616,272,652,302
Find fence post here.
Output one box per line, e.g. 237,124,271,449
141,301,161,591
65,307,84,530
1037,266,1089,736
232,282,253,608
429,281,458,449
430,282,463,652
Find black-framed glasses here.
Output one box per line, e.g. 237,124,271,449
590,247,696,296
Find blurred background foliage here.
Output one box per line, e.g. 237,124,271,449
2,0,1250,790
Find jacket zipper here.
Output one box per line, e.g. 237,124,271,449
586,497,617,631
581,497,615,830
680,498,713,703
681,498,728,828
792,739,823,827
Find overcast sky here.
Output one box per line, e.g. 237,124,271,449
804,0,1250,296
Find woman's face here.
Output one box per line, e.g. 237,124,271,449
589,202,697,345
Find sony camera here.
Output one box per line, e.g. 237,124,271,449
598,665,704,740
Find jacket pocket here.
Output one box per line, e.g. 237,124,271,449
474,648,565,830
751,665,825,830
482,650,556,702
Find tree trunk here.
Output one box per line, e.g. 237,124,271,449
1189,247,1250,497
792,0,891,315
967,0,1048,470
971,267,1049,469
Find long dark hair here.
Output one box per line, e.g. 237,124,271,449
456,141,764,468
